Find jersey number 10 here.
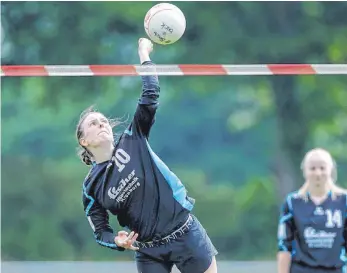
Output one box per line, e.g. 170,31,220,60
114,149,131,172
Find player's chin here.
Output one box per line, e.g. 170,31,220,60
312,178,327,186
97,135,114,144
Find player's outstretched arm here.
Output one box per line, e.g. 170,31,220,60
129,38,160,138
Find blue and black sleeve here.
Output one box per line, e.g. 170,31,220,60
277,195,295,252
129,60,160,138
82,185,125,251
344,196,347,252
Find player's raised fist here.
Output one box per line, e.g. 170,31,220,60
138,38,153,55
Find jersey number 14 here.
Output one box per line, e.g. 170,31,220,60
325,209,342,228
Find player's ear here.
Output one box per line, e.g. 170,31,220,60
79,138,88,147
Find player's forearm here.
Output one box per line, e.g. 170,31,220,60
137,39,160,106
94,230,125,251
139,50,151,64
138,60,160,105
277,251,291,273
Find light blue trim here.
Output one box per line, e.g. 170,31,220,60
83,183,94,215
286,193,295,212
280,213,293,223
96,240,118,248
145,140,193,211
83,183,118,249
341,248,347,263
278,240,288,252
124,128,132,136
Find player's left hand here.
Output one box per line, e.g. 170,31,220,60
114,230,139,251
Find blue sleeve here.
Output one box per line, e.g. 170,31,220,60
82,185,125,251
129,61,160,138
344,195,347,251
277,195,295,252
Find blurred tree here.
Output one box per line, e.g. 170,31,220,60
1,1,347,260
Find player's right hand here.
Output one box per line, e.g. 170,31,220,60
138,38,153,55
114,230,139,251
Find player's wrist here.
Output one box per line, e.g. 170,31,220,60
138,49,150,56
138,48,150,55
139,52,151,64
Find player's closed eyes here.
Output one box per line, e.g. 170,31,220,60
89,121,97,127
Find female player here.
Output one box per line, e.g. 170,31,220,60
77,38,218,273
277,148,347,273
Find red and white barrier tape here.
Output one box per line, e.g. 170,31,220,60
1,64,347,76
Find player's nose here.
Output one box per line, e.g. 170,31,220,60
99,122,104,128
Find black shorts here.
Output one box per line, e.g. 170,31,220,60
135,214,218,273
291,263,345,273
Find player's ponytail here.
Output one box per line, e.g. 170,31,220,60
76,105,97,166
78,148,93,166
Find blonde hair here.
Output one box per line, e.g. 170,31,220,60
298,148,346,200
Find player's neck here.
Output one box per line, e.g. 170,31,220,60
307,183,330,198
89,142,114,164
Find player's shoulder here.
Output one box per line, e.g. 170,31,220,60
335,189,347,203
118,122,143,141
82,166,95,191
83,166,94,182
281,191,302,211
285,191,301,202
82,164,105,189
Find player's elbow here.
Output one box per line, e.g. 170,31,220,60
278,241,292,253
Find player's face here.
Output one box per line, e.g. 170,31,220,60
304,153,332,186
79,112,114,148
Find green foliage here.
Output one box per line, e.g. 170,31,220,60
1,1,347,261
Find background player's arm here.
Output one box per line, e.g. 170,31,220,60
277,197,294,273
82,194,125,251
344,207,347,254
131,38,160,138
277,252,291,273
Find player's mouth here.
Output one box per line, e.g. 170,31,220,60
98,131,109,135
315,176,323,182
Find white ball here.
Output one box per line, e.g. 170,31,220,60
144,3,186,45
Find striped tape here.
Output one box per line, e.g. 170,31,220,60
1,64,347,76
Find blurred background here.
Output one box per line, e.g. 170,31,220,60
1,1,347,272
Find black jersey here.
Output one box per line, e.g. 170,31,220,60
278,191,347,269
82,61,195,250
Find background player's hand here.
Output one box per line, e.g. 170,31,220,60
138,38,153,55
114,231,139,251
